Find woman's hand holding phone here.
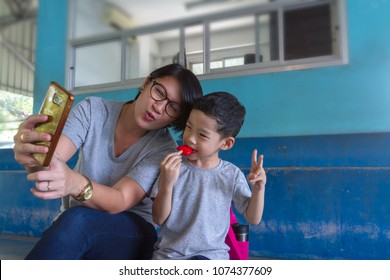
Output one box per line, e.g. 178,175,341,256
32,82,74,167
13,82,74,171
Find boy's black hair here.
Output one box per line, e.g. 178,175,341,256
192,91,246,138
133,63,203,132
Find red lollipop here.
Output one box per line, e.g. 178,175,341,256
177,145,194,156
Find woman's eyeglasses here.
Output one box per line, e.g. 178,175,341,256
150,79,182,118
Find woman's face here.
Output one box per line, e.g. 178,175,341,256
134,76,182,131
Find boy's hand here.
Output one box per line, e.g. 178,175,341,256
246,149,266,190
159,151,183,189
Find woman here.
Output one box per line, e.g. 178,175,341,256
13,64,203,259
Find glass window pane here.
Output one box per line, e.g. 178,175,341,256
186,25,204,74
284,4,333,60
74,41,121,87
126,29,180,80
225,57,244,67
210,15,255,70
211,61,223,69
191,63,203,75
258,12,279,62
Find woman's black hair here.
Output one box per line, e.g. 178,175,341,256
134,63,203,132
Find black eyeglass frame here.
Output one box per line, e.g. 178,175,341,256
149,79,182,118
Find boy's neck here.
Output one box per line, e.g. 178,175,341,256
187,153,221,169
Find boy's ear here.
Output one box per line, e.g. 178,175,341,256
220,136,235,151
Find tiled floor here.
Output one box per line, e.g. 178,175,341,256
0,234,38,260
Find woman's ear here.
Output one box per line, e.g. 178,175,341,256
220,136,235,151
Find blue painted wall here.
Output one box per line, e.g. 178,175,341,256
1,0,390,259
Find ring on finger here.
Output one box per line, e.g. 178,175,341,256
20,133,26,143
47,181,51,191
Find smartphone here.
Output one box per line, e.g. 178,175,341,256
33,82,74,166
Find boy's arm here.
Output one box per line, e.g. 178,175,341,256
152,184,174,225
152,151,183,225
244,186,265,224
244,149,267,224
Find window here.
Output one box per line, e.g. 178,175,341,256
0,91,32,148
284,4,333,60
68,0,347,93
0,0,36,148
208,15,256,72
125,29,181,80
74,40,122,87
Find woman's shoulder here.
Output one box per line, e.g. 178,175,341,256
83,96,124,107
75,97,125,115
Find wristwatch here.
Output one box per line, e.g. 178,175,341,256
75,176,94,201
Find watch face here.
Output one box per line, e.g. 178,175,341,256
84,187,93,200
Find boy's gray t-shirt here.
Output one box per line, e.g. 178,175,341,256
61,96,177,225
151,158,252,260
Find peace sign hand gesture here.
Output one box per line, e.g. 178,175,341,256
246,149,267,190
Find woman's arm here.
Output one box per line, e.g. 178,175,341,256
15,106,150,214
84,176,148,214
15,102,142,213
27,156,148,214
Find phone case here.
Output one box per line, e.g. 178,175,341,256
33,82,74,166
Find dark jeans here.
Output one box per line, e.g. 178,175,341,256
25,206,157,260
189,255,210,260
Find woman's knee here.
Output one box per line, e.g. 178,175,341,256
51,206,96,234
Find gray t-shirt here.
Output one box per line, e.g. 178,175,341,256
151,158,252,260
61,97,177,225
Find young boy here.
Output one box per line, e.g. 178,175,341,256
151,91,266,260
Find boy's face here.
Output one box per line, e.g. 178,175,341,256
182,109,231,167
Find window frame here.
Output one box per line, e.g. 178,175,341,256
67,0,348,95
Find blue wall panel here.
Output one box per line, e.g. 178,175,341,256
0,170,60,236
252,168,390,260
0,150,74,237
223,133,390,168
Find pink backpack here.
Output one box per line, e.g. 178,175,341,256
225,208,249,260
